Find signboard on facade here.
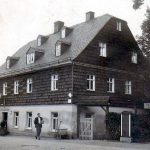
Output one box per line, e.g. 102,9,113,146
144,103,150,109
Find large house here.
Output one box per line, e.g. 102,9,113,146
0,11,149,140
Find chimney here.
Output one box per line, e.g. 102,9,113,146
54,21,64,33
86,11,95,21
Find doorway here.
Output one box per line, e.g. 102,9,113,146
2,112,8,121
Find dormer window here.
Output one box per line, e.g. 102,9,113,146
99,42,107,57
27,53,35,64
6,59,10,69
37,37,41,46
37,35,48,47
117,21,122,31
131,52,137,64
61,29,66,38
55,44,61,57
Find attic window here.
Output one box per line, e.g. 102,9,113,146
27,53,35,64
6,59,10,69
37,37,41,46
99,42,107,57
117,21,121,31
61,29,66,38
55,44,61,56
131,52,137,64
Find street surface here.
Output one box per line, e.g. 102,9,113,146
0,135,150,150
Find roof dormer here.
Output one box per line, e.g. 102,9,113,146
6,57,19,69
26,47,44,64
61,27,73,38
55,41,71,57
37,35,48,47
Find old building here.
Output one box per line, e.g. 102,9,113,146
0,12,149,140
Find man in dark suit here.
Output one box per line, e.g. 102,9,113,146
34,113,44,140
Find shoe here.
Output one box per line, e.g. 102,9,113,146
39,137,40,140
35,136,37,139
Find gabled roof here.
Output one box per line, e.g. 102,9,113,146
0,14,113,77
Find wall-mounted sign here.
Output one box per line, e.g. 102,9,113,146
144,103,150,109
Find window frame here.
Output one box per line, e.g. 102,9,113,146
87,75,95,91
131,52,137,64
37,37,41,47
6,59,10,69
125,81,132,95
3,82,7,96
117,21,122,31
14,112,19,128
27,78,33,93
99,42,107,57
61,29,66,38
14,80,19,94
26,53,35,64
107,78,115,93
55,44,61,57
26,112,32,129
51,112,58,132
51,75,58,91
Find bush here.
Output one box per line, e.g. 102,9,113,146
106,112,121,140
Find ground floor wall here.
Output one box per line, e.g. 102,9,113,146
0,104,146,140
79,106,145,140
0,104,77,138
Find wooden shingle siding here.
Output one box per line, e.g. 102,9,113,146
75,18,144,72
72,63,145,107
0,65,72,106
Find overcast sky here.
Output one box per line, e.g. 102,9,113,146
0,0,149,65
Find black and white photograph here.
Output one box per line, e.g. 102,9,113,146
0,0,150,149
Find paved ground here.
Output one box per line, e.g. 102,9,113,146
0,135,150,150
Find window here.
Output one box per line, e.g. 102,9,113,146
6,59,10,69
3,82,7,96
61,29,66,38
37,37,41,46
117,21,122,31
99,42,107,57
27,78,32,93
14,112,19,128
51,112,58,131
107,78,115,93
27,112,32,129
27,53,35,64
131,52,137,64
51,75,58,91
87,75,95,91
125,81,132,95
14,81,19,94
55,44,61,56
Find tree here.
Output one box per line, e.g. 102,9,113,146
132,0,144,10
136,8,150,57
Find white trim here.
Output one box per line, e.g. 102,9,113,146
3,82,7,96
117,21,122,31
99,42,107,57
121,113,122,136
14,80,19,94
51,112,59,132
125,81,132,95
129,114,131,137
51,75,58,91
26,112,32,129
107,78,115,93
27,78,32,93
26,53,35,64
87,75,95,91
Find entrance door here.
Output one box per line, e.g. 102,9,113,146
79,114,93,140
2,112,8,121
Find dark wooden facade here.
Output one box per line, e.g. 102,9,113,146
0,18,149,109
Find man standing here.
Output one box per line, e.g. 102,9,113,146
34,113,44,140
